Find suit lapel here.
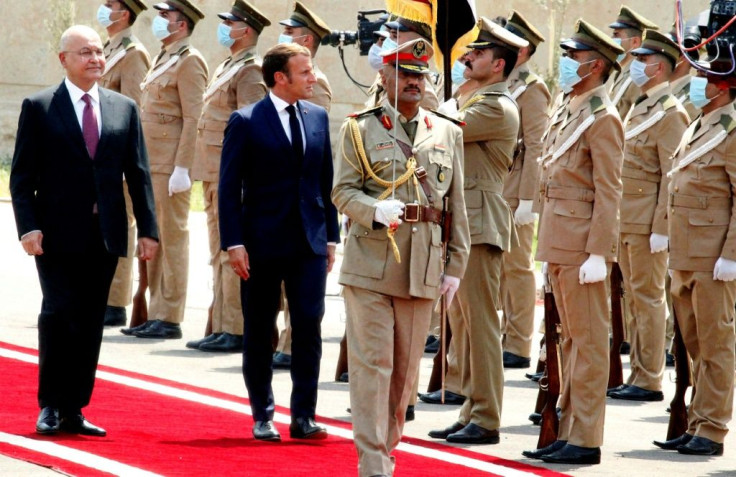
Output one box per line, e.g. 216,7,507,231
95,89,115,160
51,82,87,158
263,95,292,155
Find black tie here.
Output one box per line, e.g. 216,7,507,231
286,104,303,163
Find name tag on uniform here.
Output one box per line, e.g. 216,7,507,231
434,144,446,152
375,141,393,150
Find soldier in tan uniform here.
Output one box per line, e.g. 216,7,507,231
332,39,470,477
427,18,523,445
607,30,689,402
96,0,151,327
500,10,551,369
653,70,736,457
122,0,208,339
608,7,659,120
668,31,701,122
185,0,270,352
524,20,624,465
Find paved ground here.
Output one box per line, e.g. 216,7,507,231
1,200,735,476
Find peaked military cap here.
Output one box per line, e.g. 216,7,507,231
631,29,680,64
609,6,659,32
279,1,331,41
561,19,625,70
218,0,271,34
153,0,204,24
505,10,545,47
120,0,147,15
384,17,433,41
468,16,529,52
380,38,434,74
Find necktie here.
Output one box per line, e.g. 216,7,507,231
286,104,304,163
82,94,99,159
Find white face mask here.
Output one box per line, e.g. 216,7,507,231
96,5,122,28
630,59,658,87
558,56,594,93
368,43,384,71
152,15,173,40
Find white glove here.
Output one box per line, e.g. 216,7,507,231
714,257,736,281
436,98,458,115
514,200,538,226
373,199,405,228
168,166,192,196
439,275,461,306
650,233,669,254
579,254,607,285
541,262,549,289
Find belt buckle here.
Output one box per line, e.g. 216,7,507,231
404,203,420,222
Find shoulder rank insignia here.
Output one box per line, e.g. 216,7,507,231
720,114,736,134
428,109,466,126
424,115,432,130
658,94,678,111
380,114,393,130
347,105,382,119
590,95,606,114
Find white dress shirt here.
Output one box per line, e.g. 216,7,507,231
269,91,306,153
65,78,102,136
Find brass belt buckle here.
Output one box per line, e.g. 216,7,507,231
403,203,420,222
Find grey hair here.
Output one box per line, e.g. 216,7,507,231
59,25,101,52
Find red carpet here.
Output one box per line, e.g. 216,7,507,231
0,342,566,476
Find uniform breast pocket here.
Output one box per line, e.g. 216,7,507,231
368,149,396,175
549,199,592,251
687,209,730,258
694,152,718,181
153,76,173,100
630,132,649,158
428,150,453,188
559,140,587,169
465,189,483,236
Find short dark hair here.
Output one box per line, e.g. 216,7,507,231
176,11,195,34
118,2,138,25
652,52,675,73
262,43,311,88
490,46,518,78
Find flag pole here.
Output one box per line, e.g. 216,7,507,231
442,0,452,102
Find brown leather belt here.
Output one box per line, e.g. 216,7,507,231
402,203,444,225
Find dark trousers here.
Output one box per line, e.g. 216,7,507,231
35,220,118,412
241,252,326,422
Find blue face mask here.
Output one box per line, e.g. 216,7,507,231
451,60,467,86
218,23,245,48
382,37,398,54
96,5,120,28
630,59,657,87
613,38,627,63
689,76,712,108
278,33,293,44
368,43,383,71
558,56,593,93
152,15,172,40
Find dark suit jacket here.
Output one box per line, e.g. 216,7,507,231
219,94,339,259
10,81,158,255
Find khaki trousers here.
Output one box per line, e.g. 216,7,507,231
345,286,433,477
449,244,503,430
147,172,190,323
442,333,464,395
501,221,537,358
665,273,675,351
618,232,667,391
670,270,736,443
276,286,292,355
107,184,136,307
549,263,609,448
203,182,242,335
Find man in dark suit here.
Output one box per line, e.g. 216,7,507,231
219,43,339,442
10,25,158,437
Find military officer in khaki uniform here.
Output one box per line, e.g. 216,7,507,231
427,18,523,445
607,30,689,402
185,0,270,352
123,0,208,339
500,10,551,369
653,70,736,457
96,0,151,327
332,39,470,477
668,31,701,122
608,7,659,120
524,20,624,465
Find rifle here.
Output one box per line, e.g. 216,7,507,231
666,307,691,440
608,263,625,390
537,285,562,449
529,335,547,425
335,331,348,381
129,259,148,328
426,315,451,392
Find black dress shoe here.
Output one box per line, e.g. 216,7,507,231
428,421,465,439
418,390,465,405
528,412,542,425
606,384,629,397
103,305,127,327
253,420,281,441
653,433,693,450
608,384,664,402
405,405,415,422
665,352,675,367
133,320,182,339
121,320,154,336
525,371,543,382
424,336,439,353
446,423,500,444
199,332,242,352
338,372,349,383
186,333,221,349
522,439,567,459
60,413,106,436
290,417,327,439
36,407,60,435
503,351,531,369
272,352,292,369
677,436,724,456
540,443,601,465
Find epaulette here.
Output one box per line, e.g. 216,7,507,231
658,94,678,111
121,36,136,51
347,105,382,119
428,109,466,126
720,114,736,134
519,70,541,86
176,45,191,56
236,52,256,65
590,95,606,114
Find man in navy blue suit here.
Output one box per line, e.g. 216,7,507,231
218,43,339,442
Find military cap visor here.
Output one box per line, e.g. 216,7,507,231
560,20,624,71
216,1,271,33
630,30,679,64
153,0,204,22
380,38,432,74
385,20,410,32
279,2,331,40
608,6,659,32
609,20,641,30
468,17,528,52
279,18,307,28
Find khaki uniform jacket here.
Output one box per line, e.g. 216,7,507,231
621,85,689,235
504,64,551,207
670,74,700,122
192,47,266,182
535,92,569,215
365,73,440,110
311,66,332,112
609,59,640,120
332,101,470,299
100,28,150,106
140,38,208,174
456,82,519,251
536,85,624,265
668,101,736,272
